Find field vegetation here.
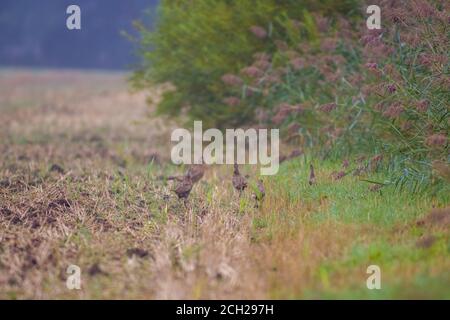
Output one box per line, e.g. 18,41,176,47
0,0,448,299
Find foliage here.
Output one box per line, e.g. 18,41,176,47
231,0,449,189
357,0,449,189
133,0,449,190
132,0,359,128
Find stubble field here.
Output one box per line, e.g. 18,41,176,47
0,69,448,299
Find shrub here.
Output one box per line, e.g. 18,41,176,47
247,0,449,190
355,0,449,189
133,0,448,190
132,0,360,128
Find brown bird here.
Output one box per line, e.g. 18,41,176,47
308,164,316,186
279,149,303,164
252,179,266,208
256,179,265,200
49,163,65,174
288,149,303,160
160,164,205,183
186,164,205,183
252,179,266,200
173,176,193,204
232,164,247,194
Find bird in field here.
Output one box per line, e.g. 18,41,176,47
256,179,265,201
279,149,303,164
252,179,266,208
49,163,65,174
186,164,205,184
252,179,266,200
161,164,205,183
308,164,316,186
288,149,303,160
232,164,247,195
173,176,193,205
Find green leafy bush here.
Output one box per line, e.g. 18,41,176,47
133,0,448,190
245,0,449,189
132,0,359,128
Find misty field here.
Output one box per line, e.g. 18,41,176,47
0,70,448,299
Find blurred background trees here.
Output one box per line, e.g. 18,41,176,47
132,0,359,128
0,0,158,69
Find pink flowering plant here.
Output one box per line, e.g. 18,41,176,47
134,0,448,190
132,0,359,128
356,0,449,189
222,1,449,189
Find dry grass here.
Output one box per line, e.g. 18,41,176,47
0,70,449,299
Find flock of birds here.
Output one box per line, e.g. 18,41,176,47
161,149,415,208
165,151,316,208
169,163,262,206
